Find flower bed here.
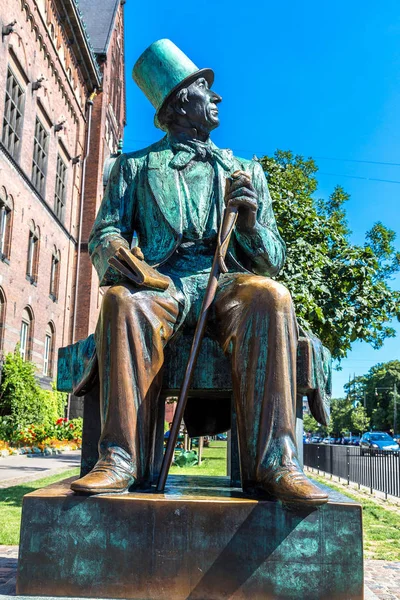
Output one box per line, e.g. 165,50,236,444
0,417,82,457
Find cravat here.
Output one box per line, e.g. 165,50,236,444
169,138,233,171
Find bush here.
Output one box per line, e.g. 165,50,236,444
0,349,67,429
52,417,82,441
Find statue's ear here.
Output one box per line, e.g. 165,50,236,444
175,105,187,116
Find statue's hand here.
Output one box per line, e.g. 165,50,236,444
226,171,258,231
130,246,144,261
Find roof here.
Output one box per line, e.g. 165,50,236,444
76,0,121,55
53,0,102,91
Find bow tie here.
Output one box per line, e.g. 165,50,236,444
169,139,233,171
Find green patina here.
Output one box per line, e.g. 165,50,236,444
17,476,363,600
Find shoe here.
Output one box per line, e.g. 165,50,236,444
71,461,136,495
244,466,329,507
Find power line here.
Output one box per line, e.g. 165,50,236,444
318,172,400,185
315,156,400,167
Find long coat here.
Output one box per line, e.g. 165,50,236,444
80,136,288,436
89,136,286,285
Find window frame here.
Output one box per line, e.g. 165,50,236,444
0,187,13,262
43,323,55,377
54,153,67,222
20,307,34,362
0,288,6,353
2,67,25,160
49,248,60,301
31,117,49,197
26,223,40,285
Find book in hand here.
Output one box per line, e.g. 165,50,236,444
108,246,170,291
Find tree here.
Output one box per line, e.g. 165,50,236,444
345,361,400,431
260,151,400,360
328,398,370,435
303,413,321,434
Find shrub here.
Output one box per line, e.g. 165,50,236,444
0,349,67,429
52,417,82,441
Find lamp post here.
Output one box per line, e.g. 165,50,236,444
375,384,398,434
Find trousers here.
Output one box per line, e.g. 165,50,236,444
95,273,299,487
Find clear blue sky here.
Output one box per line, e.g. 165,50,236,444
122,0,400,397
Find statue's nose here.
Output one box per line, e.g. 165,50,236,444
212,91,222,104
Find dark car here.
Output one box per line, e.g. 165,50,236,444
360,432,399,455
310,436,323,444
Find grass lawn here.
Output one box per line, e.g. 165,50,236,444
0,468,79,545
310,474,400,561
170,440,227,477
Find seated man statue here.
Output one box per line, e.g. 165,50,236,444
71,39,328,506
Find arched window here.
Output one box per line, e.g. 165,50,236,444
0,288,6,352
49,247,60,301
0,187,13,261
20,307,34,361
43,322,54,376
26,221,40,284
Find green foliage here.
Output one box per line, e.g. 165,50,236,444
261,151,400,359
345,360,400,431
0,349,67,429
52,417,82,441
328,397,370,435
303,414,321,434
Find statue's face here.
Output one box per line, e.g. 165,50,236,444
180,76,222,132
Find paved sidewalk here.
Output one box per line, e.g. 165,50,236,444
0,545,397,598
0,451,80,488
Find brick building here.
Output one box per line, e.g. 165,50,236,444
73,0,126,342
0,0,126,387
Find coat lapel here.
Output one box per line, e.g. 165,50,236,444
147,140,236,235
147,141,182,234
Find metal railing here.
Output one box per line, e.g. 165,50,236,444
303,443,400,499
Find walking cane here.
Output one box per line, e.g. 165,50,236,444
157,170,251,492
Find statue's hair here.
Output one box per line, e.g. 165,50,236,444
161,87,189,128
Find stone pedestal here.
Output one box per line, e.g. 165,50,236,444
17,476,363,600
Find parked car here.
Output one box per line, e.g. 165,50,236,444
349,436,360,446
360,432,400,455
310,436,323,443
216,433,228,441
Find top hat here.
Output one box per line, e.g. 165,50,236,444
133,39,214,131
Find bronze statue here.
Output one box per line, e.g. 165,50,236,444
71,39,328,506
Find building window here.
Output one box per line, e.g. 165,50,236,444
54,154,67,221
26,222,40,284
20,307,33,361
0,187,13,261
49,248,60,301
43,322,54,377
32,118,49,196
2,68,25,159
0,288,6,352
